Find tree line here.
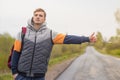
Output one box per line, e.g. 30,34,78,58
94,9,120,57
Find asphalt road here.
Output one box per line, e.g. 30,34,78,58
56,46,120,80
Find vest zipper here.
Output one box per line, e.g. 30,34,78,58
29,31,37,76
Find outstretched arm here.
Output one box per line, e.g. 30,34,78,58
63,35,90,44
52,31,96,44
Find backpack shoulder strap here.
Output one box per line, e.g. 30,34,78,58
20,27,27,52
21,27,26,39
22,27,27,36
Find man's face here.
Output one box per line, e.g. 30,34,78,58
33,11,45,25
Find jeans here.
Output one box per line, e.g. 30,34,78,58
15,74,45,80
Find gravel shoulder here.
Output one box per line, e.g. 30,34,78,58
45,58,76,80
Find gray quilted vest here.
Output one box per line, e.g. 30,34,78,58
17,23,53,77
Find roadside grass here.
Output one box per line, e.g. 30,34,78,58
95,48,120,58
0,53,13,80
0,53,9,71
0,73,13,80
107,49,120,58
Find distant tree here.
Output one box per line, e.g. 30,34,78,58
108,29,120,50
116,28,120,36
94,32,104,49
115,9,120,25
100,9,120,55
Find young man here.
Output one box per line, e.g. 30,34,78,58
11,8,96,80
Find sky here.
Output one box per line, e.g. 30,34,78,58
0,0,120,40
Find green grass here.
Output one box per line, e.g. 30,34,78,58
0,53,9,71
0,73,13,80
107,49,120,58
95,47,120,58
0,53,12,80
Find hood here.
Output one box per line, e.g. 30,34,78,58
27,18,47,32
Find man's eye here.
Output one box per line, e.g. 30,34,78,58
35,14,38,16
39,15,43,17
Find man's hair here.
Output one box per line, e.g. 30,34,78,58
34,8,46,18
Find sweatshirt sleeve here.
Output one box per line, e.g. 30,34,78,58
11,32,22,75
63,35,90,44
52,31,90,44
52,30,66,44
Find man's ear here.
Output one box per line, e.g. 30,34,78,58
32,17,33,22
44,17,46,21
31,17,34,24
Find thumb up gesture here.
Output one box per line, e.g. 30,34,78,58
89,32,97,43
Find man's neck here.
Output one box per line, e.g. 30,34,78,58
34,24,42,31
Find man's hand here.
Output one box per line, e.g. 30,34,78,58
89,32,97,43
13,73,18,80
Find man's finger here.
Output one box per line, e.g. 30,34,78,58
91,32,95,37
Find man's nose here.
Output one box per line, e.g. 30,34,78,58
36,16,40,19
